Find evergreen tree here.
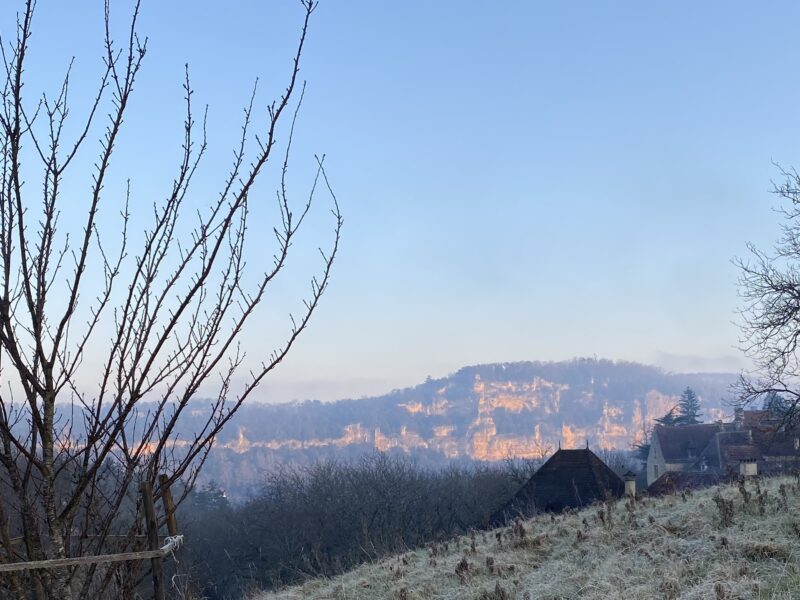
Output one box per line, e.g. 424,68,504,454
634,442,651,462
654,389,702,427
655,406,680,426
675,387,702,425
191,481,230,513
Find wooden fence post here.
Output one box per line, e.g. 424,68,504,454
158,474,179,537
140,481,166,600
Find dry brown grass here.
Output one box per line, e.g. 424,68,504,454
252,474,800,599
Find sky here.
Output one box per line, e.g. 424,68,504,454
4,1,800,402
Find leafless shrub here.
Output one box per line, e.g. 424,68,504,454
455,557,471,582
778,483,789,510
714,581,727,599
738,478,751,505
756,489,767,516
0,1,341,598
712,493,735,528
658,575,680,599
511,519,526,540
476,581,510,600
595,509,605,527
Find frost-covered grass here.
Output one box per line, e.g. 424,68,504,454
252,474,800,600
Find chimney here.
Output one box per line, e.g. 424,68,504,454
734,407,744,431
739,458,757,477
623,471,637,498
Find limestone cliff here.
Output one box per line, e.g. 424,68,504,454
193,359,736,498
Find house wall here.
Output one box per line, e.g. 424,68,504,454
647,430,700,486
647,433,666,486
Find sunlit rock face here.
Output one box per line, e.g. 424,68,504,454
188,360,737,498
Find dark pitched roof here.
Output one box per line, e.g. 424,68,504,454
654,424,720,462
492,449,624,523
696,430,749,471
721,444,761,462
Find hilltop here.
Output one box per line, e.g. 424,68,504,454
193,359,736,498
254,474,800,600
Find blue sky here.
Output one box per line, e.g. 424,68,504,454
6,2,800,401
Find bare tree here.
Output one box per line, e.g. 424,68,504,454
736,165,800,427
0,1,341,598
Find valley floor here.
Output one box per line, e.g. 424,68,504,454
254,474,800,600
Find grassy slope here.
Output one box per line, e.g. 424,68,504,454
254,475,800,600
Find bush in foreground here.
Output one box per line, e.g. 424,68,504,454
179,454,541,598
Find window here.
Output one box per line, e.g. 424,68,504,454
653,464,659,479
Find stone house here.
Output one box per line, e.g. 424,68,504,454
646,423,719,486
647,409,800,488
